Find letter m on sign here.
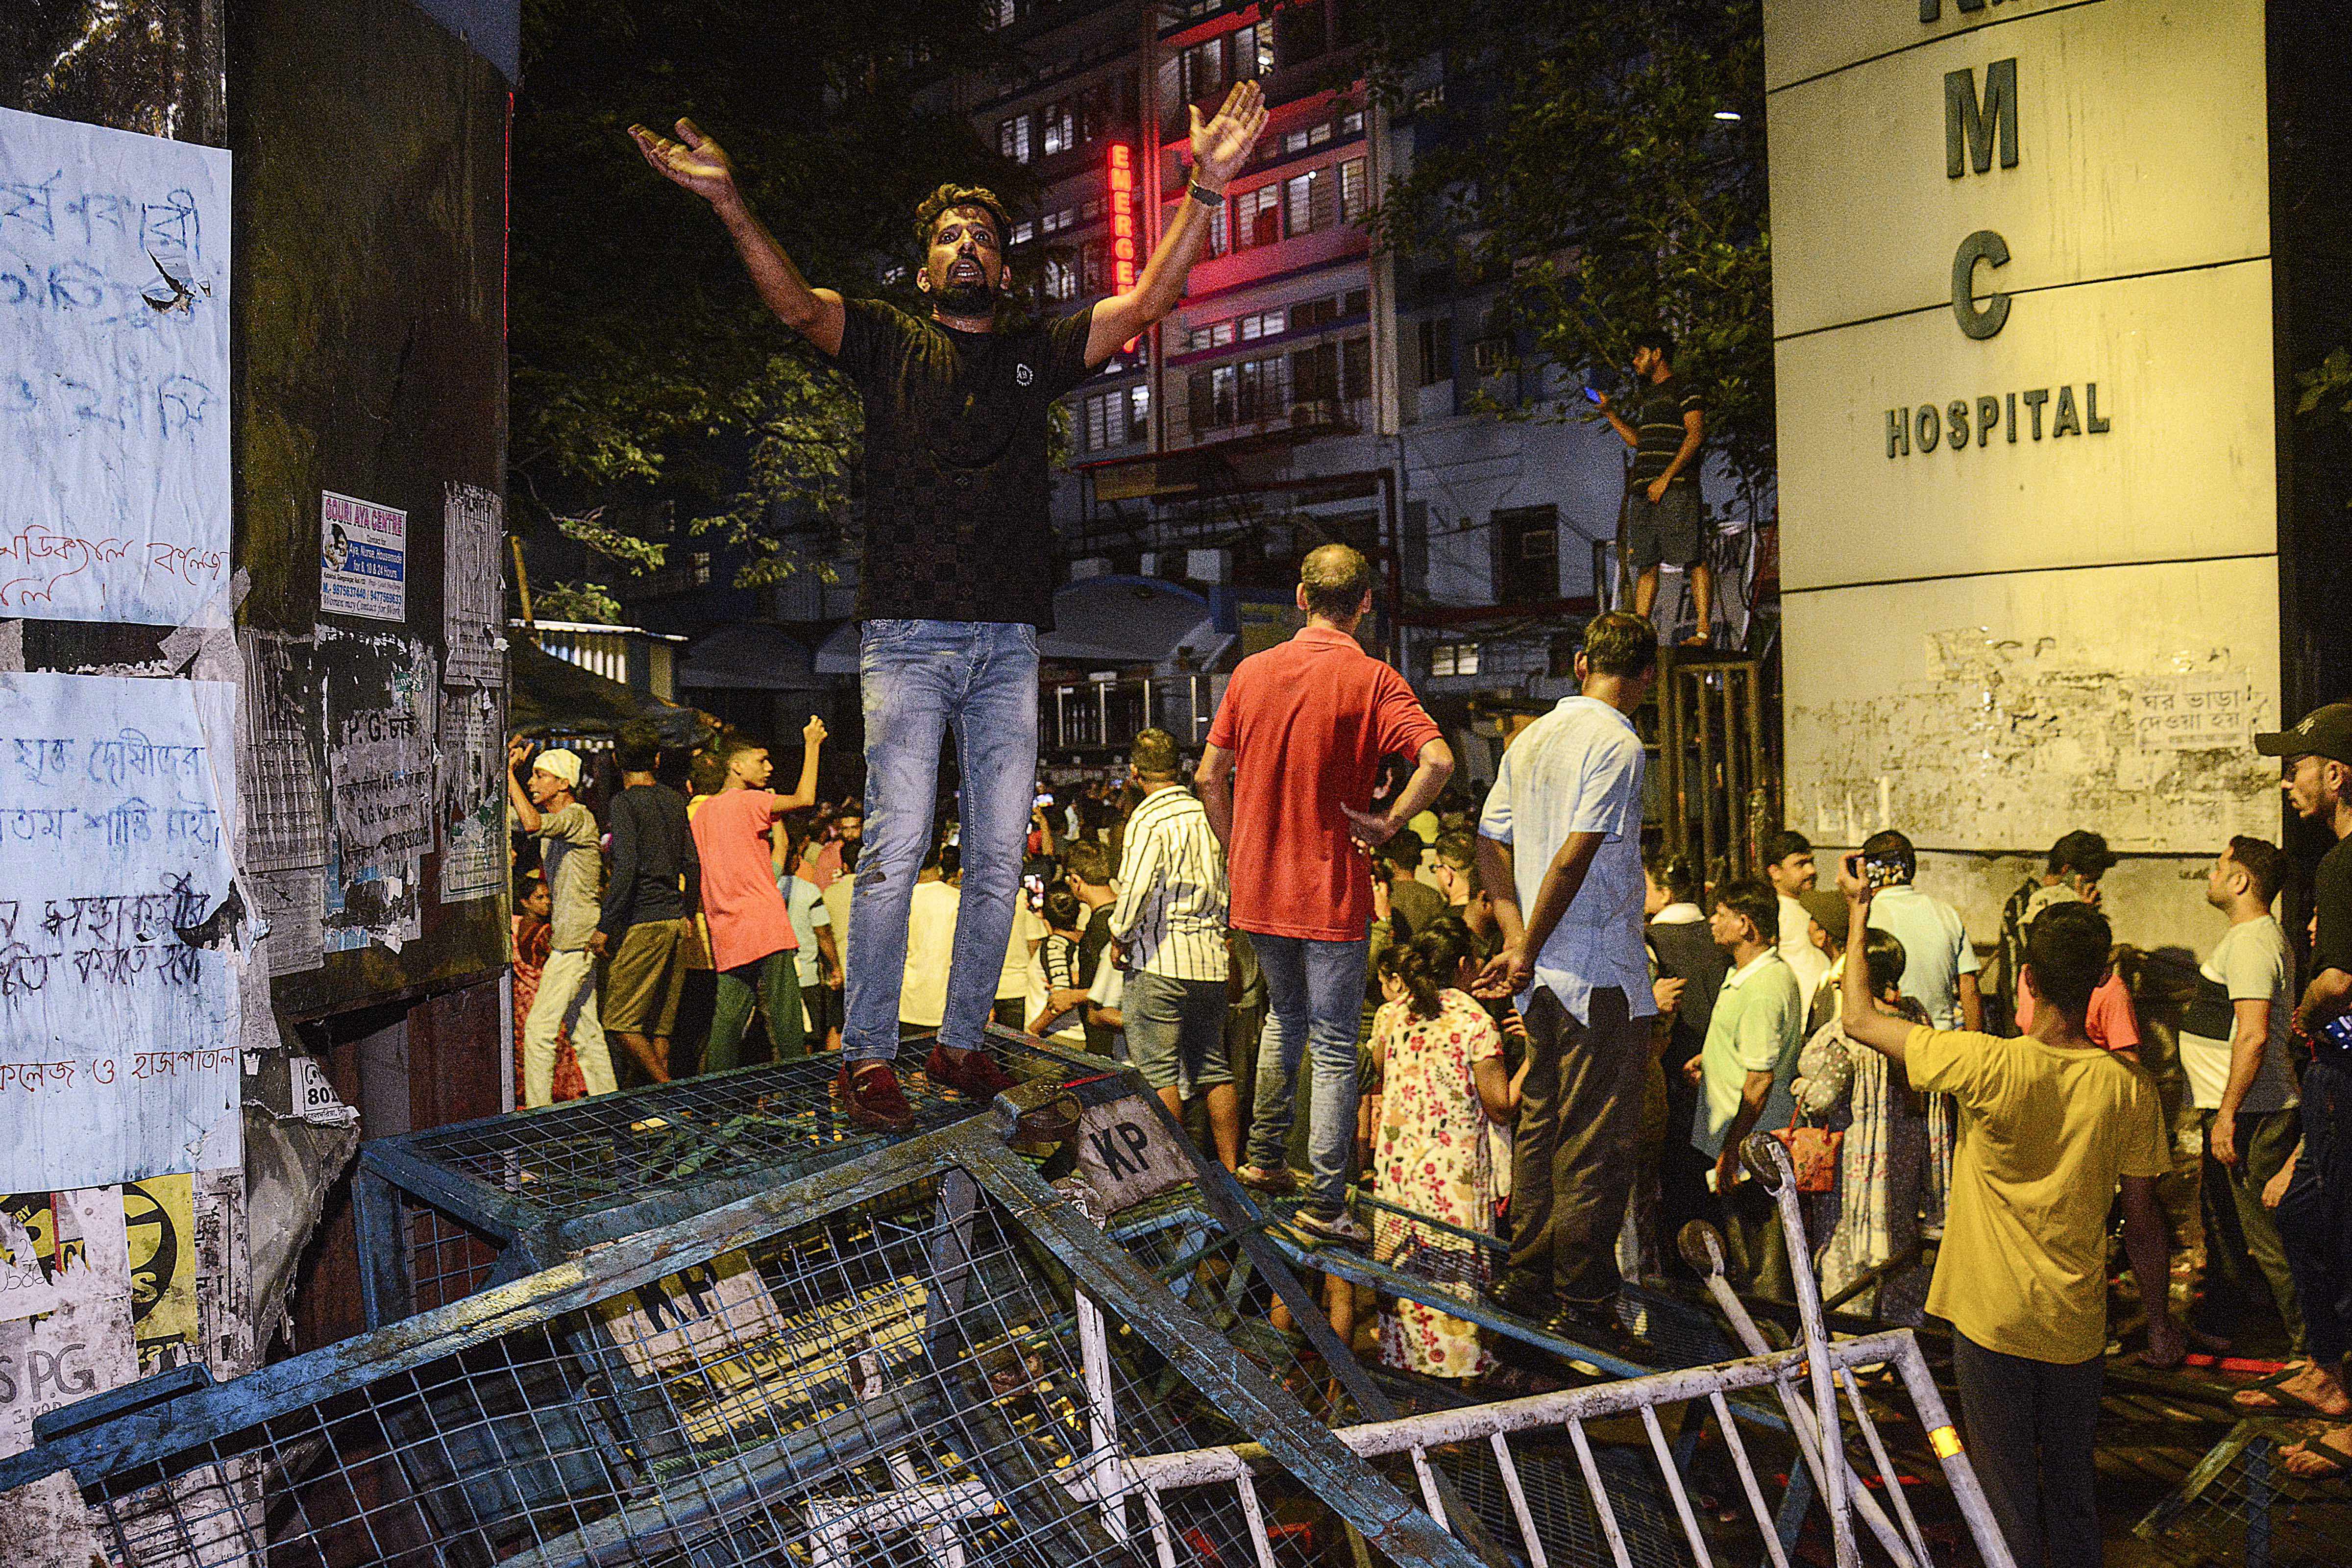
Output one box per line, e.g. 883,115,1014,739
1945,58,2018,178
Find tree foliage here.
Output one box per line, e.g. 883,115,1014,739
510,0,1018,597
1363,0,1774,511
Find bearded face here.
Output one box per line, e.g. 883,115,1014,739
922,205,1005,318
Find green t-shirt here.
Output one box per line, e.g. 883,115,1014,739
1691,951,1805,1157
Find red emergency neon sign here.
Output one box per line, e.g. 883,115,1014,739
1106,143,1137,294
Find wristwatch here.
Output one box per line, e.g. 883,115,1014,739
1186,178,1224,207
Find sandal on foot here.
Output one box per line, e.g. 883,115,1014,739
2233,1365,2352,1418
2278,1424,2352,1481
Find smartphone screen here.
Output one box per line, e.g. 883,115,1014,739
1581,386,1603,405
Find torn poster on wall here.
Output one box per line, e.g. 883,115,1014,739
0,107,233,626
0,674,240,1193
438,685,505,904
319,627,435,951
0,1167,245,1459
319,490,405,623
443,482,505,686
237,630,325,873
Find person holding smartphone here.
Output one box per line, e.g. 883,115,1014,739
1830,851,2179,1568
1590,329,1711,641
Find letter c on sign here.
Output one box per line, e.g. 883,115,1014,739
1952,229,2010,340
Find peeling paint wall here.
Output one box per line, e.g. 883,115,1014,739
1766,0,2284,947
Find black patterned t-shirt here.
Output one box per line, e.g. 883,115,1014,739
829,298,1098,629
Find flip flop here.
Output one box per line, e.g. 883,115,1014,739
2232,1365,2352,1418
2278,1424,2352,1481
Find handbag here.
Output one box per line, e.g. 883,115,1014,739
1770,1110,1844,1196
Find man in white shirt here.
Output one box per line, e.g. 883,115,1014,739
900,840,962,1035
1476,612,1658,1336
2181,835,2305,1358
1107,730,1237,1165
1763,829,1830,1001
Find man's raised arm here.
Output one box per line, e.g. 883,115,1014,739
630,118,846,356
1086,82,1269,367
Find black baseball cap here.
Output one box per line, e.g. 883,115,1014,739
2256,702,2352,768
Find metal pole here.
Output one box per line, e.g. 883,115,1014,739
1696,666,1719,882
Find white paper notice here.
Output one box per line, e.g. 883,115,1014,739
0,106,232,625
0,674,241,1192
320,490,406,622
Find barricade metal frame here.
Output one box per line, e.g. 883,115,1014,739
3,1081,1482,1568
351,1027,1119,1325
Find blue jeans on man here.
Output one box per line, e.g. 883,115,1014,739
1242,932,1370,1216
842,619,1038,1063
2280,1054,2352,1369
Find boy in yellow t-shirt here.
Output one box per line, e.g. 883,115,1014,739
1831,856,2180,1568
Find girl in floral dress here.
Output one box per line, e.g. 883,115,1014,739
1372,921,1523,1379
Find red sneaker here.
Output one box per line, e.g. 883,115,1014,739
925,1042,1016,1100
835,1060,915,1133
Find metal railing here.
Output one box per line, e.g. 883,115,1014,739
353,1029,1124,1327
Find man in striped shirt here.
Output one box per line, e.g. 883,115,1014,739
1107,728,1238,1167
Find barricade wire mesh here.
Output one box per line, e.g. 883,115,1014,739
71,1157,1411,1568
397,1196,500,1314
388,1055,992,1228
2133,1417,2352,1567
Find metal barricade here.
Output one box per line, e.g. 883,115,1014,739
2133,1417,2352,1566
1,1077,1477,1568
353,1027,1118,1325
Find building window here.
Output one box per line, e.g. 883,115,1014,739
1338,157,1368,224
1042,102,1075,156
1416,315,1454,386
1009,219,1034,246
1430,642,1480,678
999,115,1032,164
1340,109,1364,135
1285,167,1331,235
1080,238,1106,295
1493,505,1559,605
1239,306,1285,341
1189,318,1237,352
1084,387,1146,450
1290,341,1339,404
1342,334,1370,399
1235,183,1281,248
1082,196,1104,220
1043,249,1077,301
1232,24,1273,78
986,0,1016,25
1179,37,1224,102
1284,128,1309,156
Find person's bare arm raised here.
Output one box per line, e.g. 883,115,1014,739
630,118,846,357
1086,82,1269,367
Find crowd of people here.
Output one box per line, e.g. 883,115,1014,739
590,97,2352,1563
504,545,2352,1563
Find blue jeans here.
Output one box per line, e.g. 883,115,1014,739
2280,1054,2352,1365
843,619,1038,1063
1243,932,1369,1213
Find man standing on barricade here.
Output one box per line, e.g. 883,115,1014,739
631,82,1269,1129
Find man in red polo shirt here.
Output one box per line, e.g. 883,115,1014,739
1197,545,1453,1239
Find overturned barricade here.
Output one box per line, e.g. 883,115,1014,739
0,1049,2018,1568
349,1029,1117,1325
